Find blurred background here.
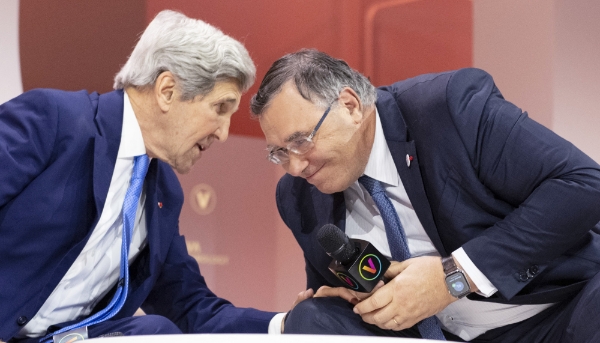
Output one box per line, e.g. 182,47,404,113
1,0,599,312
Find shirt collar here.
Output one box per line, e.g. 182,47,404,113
362,108,400,187
117,91,147,158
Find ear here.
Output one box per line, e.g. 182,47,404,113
154,71,177,112
338,87,364,124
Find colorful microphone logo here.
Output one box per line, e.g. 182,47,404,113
359,254,382,281
336,272,359,290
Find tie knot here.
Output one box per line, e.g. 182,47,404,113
358,175,386,196
133,154,150,180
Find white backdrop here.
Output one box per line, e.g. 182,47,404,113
0,0,23,104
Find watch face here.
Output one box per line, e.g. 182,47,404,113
445,272,470,298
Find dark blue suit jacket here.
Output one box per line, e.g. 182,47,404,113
0,89,275,341
276,68,600,306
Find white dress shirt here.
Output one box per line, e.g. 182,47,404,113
342,110,553,340
18,92,148,338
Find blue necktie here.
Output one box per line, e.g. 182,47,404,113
41,154,150,342
358,175,446,341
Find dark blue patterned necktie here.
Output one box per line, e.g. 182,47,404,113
41,154,150,342
358,175,446,341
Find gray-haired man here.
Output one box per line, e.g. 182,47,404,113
0,10,291,342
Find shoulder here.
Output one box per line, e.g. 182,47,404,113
377,68,498,116
13,88,95,106
379,68,493,96
445,68,499,119
3,89,98,124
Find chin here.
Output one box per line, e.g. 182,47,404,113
312,172,357,194
172,161,194,174
312,179,346,195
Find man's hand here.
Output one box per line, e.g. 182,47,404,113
292,288,314,308
353,256,457,331
313,280,385,305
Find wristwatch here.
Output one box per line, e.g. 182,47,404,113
441,256,471,299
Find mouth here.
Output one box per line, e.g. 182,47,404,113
197,136,215,152
305,165,323,181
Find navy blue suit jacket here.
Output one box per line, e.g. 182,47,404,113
276,68,600,306
0,89,275,341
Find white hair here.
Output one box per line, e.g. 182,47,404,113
114,10,255,100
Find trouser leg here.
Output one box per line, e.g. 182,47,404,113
474,271,600,343
12,315,182,343
284,297,462,340
87,315,183,337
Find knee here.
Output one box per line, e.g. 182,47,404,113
137,315,182,334
284,297,354,334
285,298,324,334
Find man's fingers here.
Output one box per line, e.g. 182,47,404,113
353,284,393,314
291,288,314,308
371,280,385,293
384,260,409,280
315,286,359,305
359,300,404,330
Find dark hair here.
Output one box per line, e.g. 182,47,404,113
250,49,376,116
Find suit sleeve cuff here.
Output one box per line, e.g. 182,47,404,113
268,312,287,334
452,248,497,297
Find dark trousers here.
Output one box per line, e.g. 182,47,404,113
13,315,182,343
285,271,600,342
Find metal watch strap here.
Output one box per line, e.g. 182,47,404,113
442,256,458,274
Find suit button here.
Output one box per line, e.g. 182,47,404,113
530,265,539,275
518,271,529,282
17,315,28,326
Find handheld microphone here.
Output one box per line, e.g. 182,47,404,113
317,224,390,292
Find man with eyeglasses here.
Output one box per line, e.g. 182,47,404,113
250,49,600,342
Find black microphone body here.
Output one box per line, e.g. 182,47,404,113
317,224,391,292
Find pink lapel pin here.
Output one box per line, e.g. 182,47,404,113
158,202,163,208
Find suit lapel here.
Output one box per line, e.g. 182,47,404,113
376,89,447,255
299,186,346,276
143,159,164,276
309,187,346,233
92,90,124,228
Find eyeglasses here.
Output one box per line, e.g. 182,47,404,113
266,104,333,165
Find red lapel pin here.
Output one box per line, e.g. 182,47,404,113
158,202,163,208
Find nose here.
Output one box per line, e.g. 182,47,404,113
215,117,230,142
285,153,309,177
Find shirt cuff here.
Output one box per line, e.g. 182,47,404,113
452,248,497,297
268,312,287,334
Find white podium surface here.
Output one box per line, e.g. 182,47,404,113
97,334,445,343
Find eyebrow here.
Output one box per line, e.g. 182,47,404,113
284,130,311,143
266,130,311,152
217,98,239,105
216,98,240,113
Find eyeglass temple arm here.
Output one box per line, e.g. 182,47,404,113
308,106,333,139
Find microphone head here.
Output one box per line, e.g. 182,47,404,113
317,224,356,264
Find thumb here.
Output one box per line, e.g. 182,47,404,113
384,260,409,279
